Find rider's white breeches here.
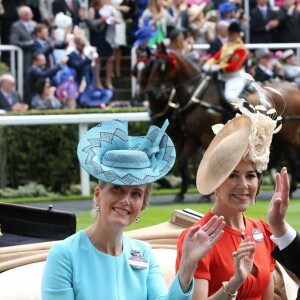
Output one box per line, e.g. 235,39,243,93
220,70,247,103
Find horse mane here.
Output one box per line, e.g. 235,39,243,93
168,50,200,77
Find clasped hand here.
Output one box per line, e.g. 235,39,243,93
232,237,256,284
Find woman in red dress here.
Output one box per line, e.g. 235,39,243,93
176,94,283,299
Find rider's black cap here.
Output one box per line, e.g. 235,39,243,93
228,21,242,33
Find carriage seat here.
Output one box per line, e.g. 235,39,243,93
0,209,298,299
0,202,76,247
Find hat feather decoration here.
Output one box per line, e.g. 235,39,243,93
197,73,283,195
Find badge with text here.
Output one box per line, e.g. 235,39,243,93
252,228,264,243
129,249,148,270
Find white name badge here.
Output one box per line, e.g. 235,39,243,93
252,228,264,243
129,256,149,270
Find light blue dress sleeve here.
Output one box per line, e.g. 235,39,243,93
41,243,74,300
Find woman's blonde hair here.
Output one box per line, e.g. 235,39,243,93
148,0,165,16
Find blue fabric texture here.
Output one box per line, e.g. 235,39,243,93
42,231,193,300
134,18,157,47
77,119,176,185
77,86,113,107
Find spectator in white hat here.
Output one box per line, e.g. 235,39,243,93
254,48,281,82
281,49,300,88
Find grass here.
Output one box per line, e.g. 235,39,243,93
0,185,275,204
75,199,300,232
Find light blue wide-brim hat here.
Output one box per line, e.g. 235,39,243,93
77,119,176,185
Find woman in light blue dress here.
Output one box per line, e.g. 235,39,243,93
41,119,225,300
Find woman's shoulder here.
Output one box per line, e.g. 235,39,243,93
49,231,86,254
245,216,272,234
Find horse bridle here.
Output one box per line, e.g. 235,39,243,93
149,87,177,120
148,52,228,119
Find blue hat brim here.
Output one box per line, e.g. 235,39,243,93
77,119,176,185
77,88,113,106
219,3,236,13
134,28,157,47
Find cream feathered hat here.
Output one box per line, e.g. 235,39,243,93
196,95,282,195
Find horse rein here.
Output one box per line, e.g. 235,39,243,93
150,87,177,119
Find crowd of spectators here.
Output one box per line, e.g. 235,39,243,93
1,0,300,112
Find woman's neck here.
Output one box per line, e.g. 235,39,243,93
211,205,245,232
85,222,124,256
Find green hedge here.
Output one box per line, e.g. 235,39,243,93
0,108,150,193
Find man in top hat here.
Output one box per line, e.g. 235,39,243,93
202,21,248,105
281,49,300,88
254,48,280,82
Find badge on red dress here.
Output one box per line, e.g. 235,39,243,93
129,249,148,270
252,228,264,243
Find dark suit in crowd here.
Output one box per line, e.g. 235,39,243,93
274,5,300,43
250,6,277,43
10,18,37,103
208,37,223,56
67,51,94,86
254,65,274,82
10,20,36,74
0,90,22,111
28,64,62,99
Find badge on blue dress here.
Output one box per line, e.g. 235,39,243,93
129,249,148,270
252,228,264,243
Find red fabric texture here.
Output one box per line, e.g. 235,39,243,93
176,210,276,299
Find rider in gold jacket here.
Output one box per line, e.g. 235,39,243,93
202,21,248,105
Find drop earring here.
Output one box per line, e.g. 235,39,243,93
96,204,100,212
214,191,218,201
135,216,140,223
252,198,256,205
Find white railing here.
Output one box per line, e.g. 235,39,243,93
0,112,150,195
0,45,24,99
131,43,300,98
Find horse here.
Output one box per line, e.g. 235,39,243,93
142,43,300,200
140,43,226,202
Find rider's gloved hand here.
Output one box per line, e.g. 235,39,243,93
202,63,210,72
210,64,221,72
202,64,220,73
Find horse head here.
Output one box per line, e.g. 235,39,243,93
132,47,154,101
142,42,178,102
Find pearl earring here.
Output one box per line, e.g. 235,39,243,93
96,204,100,211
